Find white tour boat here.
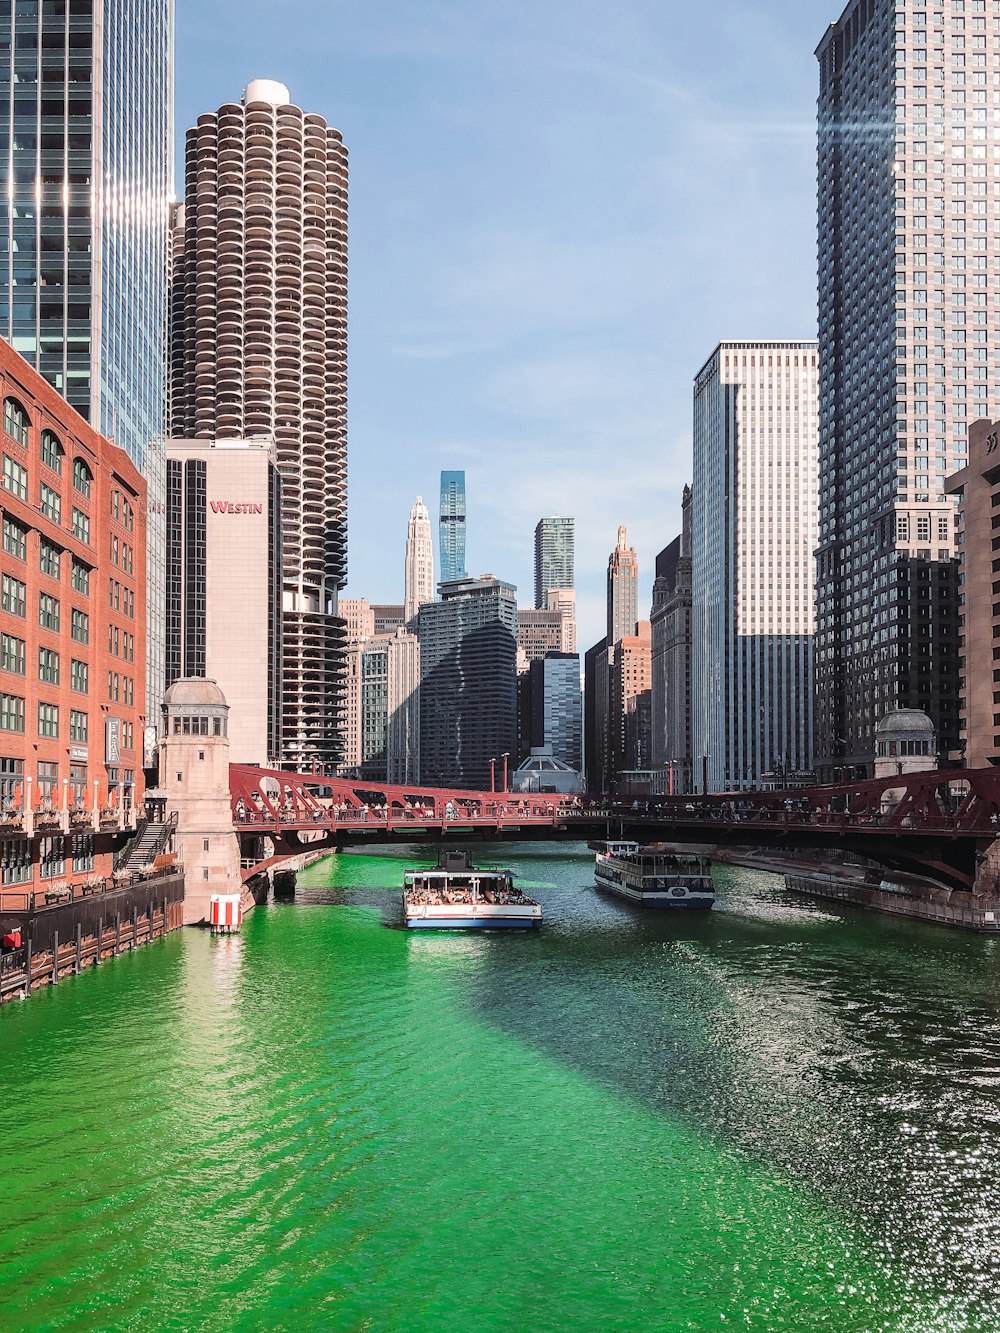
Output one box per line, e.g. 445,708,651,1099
592,840,715,909
402,850,542,930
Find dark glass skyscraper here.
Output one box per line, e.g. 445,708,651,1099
0,0,173,724
439,470,467,584
814,0,969,778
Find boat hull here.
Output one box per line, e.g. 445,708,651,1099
405,914,541,930
404,904,541,930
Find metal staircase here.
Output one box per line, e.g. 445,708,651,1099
116,813,177,872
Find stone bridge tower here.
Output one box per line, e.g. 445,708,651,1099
160,678,244,925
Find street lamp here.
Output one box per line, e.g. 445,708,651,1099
501,753,509,793
490,757,496,793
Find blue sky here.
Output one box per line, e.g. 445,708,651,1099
175,0,830,650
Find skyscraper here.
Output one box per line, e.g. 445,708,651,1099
0,1,173,727
439,470,467,584
170,80,349,769
650,486,693,793
691,341,819,792
534,516,574,608
607,525,638,645
417,576,517,789
815,1,972,778
404,496,434,624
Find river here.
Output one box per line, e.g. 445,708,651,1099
3,843,1000,1331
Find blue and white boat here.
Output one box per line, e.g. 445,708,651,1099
403,850,542,930
592,841,715,909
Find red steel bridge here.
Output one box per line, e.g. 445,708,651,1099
230,764,1000,893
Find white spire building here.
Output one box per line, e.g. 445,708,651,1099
405,496,435,625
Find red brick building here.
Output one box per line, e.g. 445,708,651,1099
0,338,146,895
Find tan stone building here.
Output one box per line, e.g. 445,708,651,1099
946,418,1000,768
166,438,281,766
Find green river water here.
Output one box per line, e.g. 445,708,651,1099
3,844,1000,1332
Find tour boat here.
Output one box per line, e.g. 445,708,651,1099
402,850,542,930
592,840,715,908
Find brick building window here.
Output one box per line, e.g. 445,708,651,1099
40,430,63,475
37,703,59,738
0,694,25,733
3,398,28,447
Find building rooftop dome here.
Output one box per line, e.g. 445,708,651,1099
163,677,228,709
874,708,935,735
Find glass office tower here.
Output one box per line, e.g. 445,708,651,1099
439,470,467,584
533,515,574,608
0,0,173,731
814,0,979,778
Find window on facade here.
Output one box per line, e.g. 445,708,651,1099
39,538,60,579
39,835,64,880
2,517,25,561
0,634,24,676
70,608,88,644
37,703,58,738
38,593,59,632
69,764,86,805
72,457,92,498
72,833,94,873
0,757,22,808
38,648,59,685
70,659,88,694
37,761,58,802
2,454,28,501
1,575,25,618
3,398,28,447
71,507,89,545
0,694,25,733
1,836,30,885
40,429,62,474
71,559,89,595
69,709,87,743
39,483,60,524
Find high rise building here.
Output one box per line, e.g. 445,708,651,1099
404,496,434,625
815,2,972,779
521,653,582,775
516,606,570,663
372,604,405,635
439,471,467,584
170,80,349,770
583,637,610,794
417,575,517,788
610,622,652,780
945,418,1000,769
0,1,173,728
545,587,577,654
534,516,574,608
650,487,693,793
607,526,638,645
165,438,282,764
340,613,420,783
691,341,819,792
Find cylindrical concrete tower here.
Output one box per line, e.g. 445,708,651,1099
170,81,348,769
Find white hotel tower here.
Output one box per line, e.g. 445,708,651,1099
404,496,434,625
170,80,349,769
691,341,819,792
